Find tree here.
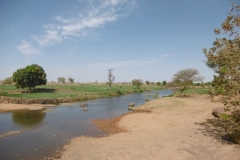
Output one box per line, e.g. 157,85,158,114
12,64,47,91
162,81,167,86
68,77,74,83
58,77,66,83
203,3,240,135
2,77,13,84
106,69,115,88
157,82,161,86
166,68,203,95
145,81,150,85
132,79,143,89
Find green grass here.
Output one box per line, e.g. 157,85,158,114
0,84,162,100
183,87,209,95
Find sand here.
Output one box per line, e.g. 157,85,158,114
0,103,56,112
57,95,240,160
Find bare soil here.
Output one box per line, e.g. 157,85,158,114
58,95,240,160
0,103,56,112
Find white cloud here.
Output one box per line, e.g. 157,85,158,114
33,0,136,46
32,30,62,47
17,40,41,56
17,0,138,55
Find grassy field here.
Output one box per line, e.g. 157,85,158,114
0,84,163,101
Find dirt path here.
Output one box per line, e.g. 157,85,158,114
58,95,240,160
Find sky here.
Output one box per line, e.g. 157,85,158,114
0,0,238,83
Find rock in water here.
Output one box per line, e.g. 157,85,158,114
82,108,88,111
128,103,135,107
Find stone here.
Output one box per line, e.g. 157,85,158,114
80,103,88,107
128,103,135,107
82,108,88,111
212,107,225,118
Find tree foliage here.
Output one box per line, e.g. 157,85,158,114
145,81,150,85
157,82,161,86
203,3,240,134
12,64,47,90
2,77,13,84
68,77,74,83
58,77,66,83
132,79,143,89
162,81,167,86
167,68,203,94
106,69,115,88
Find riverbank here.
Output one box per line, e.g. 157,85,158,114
0,103,56,112
0,84,162,102
57,95,240,160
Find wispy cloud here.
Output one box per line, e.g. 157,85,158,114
78,58,158,70
17,0,137,54
17,40,41,56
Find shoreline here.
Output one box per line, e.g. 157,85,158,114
0,103,56,112
55,95,240,160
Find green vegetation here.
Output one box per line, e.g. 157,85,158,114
0,84,162,101
162,94,173,97
166,68,203,95
183,87,209,95
13,64,47,91
68,77,74,83
162,80,167,86
132,79,143,89
145,81,150,85
203,3,240,142
2,77,13,84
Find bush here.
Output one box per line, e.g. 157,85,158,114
117,90,124,95
2,77,13,84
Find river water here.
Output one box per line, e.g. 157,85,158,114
0,90,172,160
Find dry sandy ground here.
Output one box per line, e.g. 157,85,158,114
58,95,240,160
0,103,56,112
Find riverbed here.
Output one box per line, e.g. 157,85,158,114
0,90,172,160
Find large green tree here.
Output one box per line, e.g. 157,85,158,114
13,64,47,91
203,3,240,139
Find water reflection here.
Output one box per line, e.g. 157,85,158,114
12,110,46,127
0,90,172,160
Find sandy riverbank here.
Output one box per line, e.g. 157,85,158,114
57,95,240,160
0,103,56,112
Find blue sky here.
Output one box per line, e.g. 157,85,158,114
0,0,236,83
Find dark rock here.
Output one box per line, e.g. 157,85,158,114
128,103,135,107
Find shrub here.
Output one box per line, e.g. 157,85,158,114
2,77,13,84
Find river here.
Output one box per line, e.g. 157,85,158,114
0,90,172,160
